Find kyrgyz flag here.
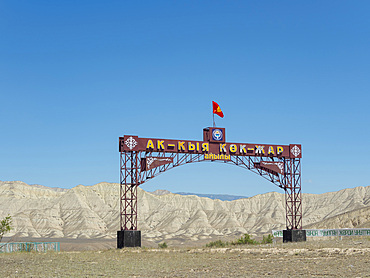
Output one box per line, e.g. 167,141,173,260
212,101,224,118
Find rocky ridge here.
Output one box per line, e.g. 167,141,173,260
0,181,369,243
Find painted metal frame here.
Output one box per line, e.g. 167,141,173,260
119,150,302,231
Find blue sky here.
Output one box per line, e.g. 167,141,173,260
1,1,369,196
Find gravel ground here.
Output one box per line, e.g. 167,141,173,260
1,239,370,277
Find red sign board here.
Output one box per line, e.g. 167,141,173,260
119,128,301,159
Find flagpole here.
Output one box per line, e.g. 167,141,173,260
212,101,215,127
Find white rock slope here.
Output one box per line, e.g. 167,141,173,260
0,181,369,241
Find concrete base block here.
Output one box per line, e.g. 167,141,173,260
283,229,306,243
117,230,141,248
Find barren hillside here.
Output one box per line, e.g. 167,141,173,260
305,206,370,229
0,181,369,243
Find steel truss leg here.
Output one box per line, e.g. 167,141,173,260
120,151,140,231
284,158,302,230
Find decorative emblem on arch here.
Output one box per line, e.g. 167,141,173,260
289,144,302,158
212,129,223,141
291,145,301,157
125,136,138,150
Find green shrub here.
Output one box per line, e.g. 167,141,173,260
0,215,12,242
206,240,228,248
158,242,168,249
261,234,274,244
206,233,274,248
232,233,258,245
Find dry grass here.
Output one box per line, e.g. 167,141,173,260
1,239,370,277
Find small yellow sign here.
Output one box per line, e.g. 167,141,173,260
204,153,231,160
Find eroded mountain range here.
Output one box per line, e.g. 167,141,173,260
0,181,369,243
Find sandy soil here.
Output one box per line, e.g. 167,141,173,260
1,239,370,277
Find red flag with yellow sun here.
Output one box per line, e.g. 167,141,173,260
212,101,224,127
212,101,224,118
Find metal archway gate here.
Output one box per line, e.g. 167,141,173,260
118,127,304,247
